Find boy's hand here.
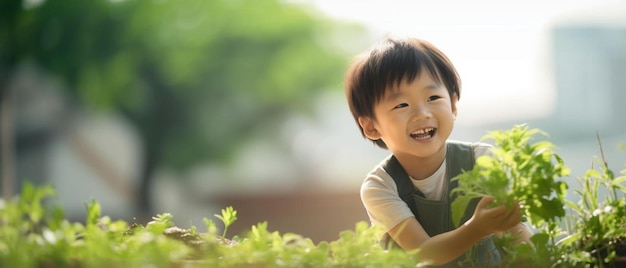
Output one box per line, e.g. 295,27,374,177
464,196,521,238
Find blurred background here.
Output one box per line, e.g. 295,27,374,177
1,0,625,243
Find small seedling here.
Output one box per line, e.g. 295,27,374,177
214,206,237,237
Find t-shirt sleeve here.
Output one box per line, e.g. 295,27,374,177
473,141,494,158
360,167,415,233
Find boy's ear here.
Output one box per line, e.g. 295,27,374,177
358,116,381,140
451,93,459,119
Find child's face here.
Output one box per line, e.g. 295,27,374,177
358,72,458,159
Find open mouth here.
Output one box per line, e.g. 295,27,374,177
410,127,436,140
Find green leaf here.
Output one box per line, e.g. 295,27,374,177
203,217,218,235
85,199,101,226
530,232,549,247
564,200,583,215
557,233,581,247
612,175,626,187
451,195,476,227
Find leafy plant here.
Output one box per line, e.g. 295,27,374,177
557,140,626,267
450,125,626,267
450,124,571,266
329,222,421,267
214,206,237,237
451,124,570,228
0,182,427,267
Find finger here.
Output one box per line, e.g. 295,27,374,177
483,202,509,217
504,207,522,228
500,202,520,218
490,205,519,226
507,215,521,229
477,196,495,209
510,203,522,219
502,202,519,216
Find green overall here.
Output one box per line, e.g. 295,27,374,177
380,141,502,267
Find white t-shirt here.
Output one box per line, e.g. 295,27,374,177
360,141,493,233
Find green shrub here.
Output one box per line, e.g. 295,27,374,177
0,182,423,267
451,124,626,267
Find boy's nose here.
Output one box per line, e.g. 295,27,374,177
411,105,432,120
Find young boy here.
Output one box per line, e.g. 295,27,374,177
344,36,532,267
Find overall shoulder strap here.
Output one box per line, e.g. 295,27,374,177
446,141,478,229
446,141,475,187
382,155,421,217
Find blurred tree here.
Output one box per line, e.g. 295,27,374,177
1,0,363,216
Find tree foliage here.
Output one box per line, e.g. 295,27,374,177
1,0,363,213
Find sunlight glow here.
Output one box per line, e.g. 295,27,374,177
302,0,626,125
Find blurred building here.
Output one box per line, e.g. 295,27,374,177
480,19,626,197
551,25,626,138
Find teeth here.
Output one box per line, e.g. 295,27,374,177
411,128,435,140
412,128,434,135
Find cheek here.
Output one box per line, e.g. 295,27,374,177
380,113,404,127
438,103,456,116
432,105,456,122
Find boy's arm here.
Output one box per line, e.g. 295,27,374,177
389,217,485,265
388,196,521,266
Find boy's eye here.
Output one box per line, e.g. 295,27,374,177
427,96,442,102
393,103,408,109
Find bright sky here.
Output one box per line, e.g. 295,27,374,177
300,0,626,126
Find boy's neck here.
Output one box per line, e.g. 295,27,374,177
394,146,447,181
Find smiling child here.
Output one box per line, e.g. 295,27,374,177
344,36,532,267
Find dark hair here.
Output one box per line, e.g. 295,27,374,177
344,37,461,149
